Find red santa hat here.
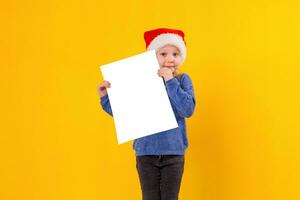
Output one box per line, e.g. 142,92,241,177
144,28,187,63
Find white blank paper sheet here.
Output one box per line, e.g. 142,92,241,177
100,50,178,144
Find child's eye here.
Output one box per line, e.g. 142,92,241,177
160,53,167,56
173,53,179,57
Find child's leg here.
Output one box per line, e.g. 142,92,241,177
160,155,185,200
136,156,161,200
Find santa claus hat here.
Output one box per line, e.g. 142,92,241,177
144,28,187,63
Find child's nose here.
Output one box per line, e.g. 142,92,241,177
166,55,175,62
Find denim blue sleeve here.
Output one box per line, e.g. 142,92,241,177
165,74,196,118
100,94,113,116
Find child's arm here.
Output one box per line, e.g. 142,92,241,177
98,81,113,116
165,74,196,118
100,94,113,116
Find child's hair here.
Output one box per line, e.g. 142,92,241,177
173,68,183,78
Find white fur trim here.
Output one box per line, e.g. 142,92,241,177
147,33,187,62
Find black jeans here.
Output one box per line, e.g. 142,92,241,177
136,155,185,200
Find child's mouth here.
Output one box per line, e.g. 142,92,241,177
164,66,175,68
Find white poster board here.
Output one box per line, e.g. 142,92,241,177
100,50,178,144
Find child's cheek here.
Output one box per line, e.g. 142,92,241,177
158,60,164,68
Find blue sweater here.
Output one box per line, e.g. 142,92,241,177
100,73,196,156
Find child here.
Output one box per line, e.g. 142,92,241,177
97,28,196,200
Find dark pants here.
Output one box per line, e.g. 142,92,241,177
136,155,185,200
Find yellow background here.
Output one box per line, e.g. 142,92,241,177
1,0,299,199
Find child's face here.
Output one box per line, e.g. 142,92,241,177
156,45,183,72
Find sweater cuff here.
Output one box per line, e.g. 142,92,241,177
100,94,109,103
165,77,179,88
165,77,180,97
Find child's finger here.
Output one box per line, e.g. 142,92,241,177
105,81,111,86
101,81,111,88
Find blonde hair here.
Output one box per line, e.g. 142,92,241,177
173,68,183,78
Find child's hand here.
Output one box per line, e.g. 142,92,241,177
157,67,174,81
97,81,111,97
